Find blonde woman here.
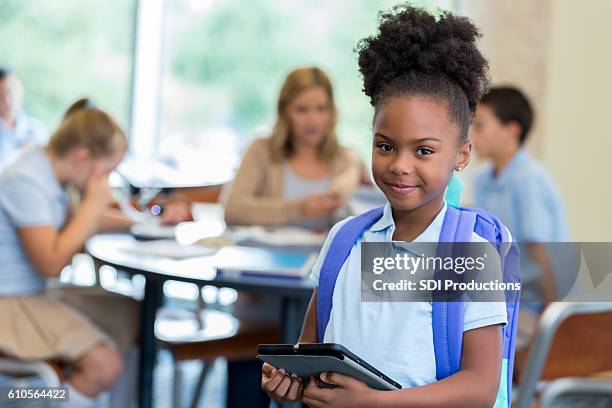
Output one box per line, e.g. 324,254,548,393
223,68,361,406
224,67,361,231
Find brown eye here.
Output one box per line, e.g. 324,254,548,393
416,147,434,156
377,142,394,153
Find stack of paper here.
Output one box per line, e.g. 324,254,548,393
120,239,218,259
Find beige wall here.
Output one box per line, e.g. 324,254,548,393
458,0,550,156
456,0,550,207
459,0,612,241
542,0,612,241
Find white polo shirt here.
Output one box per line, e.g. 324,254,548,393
310,202,508,388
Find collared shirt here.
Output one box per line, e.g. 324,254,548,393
0,110,48,170
474,149,571,304
474,149,570,242
309,202,507,388
0,147,69,296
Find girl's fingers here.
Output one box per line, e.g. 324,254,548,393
262,366,303,403
304,377,318,398
302,378,327,402
262,363,274,376
285,375,303,401
160,203,191,224
262,369,283,391
273,374,293,398
160,211,180,224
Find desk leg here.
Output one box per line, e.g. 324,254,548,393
274,297,309,408
280,297,308,343
138,278,163,408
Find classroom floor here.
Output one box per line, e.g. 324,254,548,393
0,350,227,407
148,351,227,408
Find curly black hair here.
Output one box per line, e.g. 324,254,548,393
356,3,489,139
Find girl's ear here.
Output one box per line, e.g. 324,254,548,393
455,139,472,171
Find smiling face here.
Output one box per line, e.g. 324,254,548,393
286,86,333,149
372,96,471,213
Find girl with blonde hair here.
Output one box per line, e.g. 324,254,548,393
0,98,188,406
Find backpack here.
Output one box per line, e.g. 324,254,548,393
316,205,521,407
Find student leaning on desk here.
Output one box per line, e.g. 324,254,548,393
0,98,190,407
223,66,362,232
262,4,519,408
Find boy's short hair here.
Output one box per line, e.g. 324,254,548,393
480,87,533,145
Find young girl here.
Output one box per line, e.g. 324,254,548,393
262,5,511,407
0,99,188,406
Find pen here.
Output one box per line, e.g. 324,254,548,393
150,204,164,216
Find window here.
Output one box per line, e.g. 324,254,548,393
151,0,453,178
1,0,453,178
0,0,136,131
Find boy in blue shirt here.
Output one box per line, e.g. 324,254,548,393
471,87,570,333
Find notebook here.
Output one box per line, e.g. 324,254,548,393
211,246,317,278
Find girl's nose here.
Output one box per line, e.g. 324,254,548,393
389,152,414,175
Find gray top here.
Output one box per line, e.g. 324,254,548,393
0,147,69,296
282,164,332,231
0,110,48,171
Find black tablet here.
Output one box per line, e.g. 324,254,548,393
257,343,402,391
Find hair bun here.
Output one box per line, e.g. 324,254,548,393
356,4,488,114
63,98,95,119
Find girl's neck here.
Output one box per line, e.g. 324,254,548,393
391,197,445,242
44,147,70,187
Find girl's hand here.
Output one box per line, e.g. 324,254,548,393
84,172,113,212
302,372,378,408
159,201,192,225
261,362,304,403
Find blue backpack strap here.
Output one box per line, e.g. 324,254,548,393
317,207,384,342
433,206,477,380
453,208,522,407
473,209,521,407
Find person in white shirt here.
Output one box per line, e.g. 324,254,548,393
0,67,48,169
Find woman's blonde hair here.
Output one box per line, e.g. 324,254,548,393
47,98,127,158
269,67,339,163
